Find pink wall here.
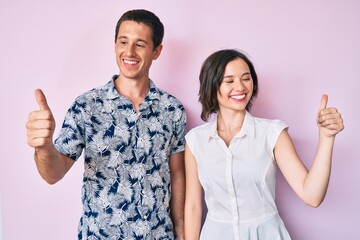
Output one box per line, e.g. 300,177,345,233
1,1,359,239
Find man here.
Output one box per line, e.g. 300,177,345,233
26,9,186,240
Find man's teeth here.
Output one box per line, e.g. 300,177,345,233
124,60,137,65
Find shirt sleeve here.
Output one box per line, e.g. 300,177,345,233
170,104,187,155
54,99,86,161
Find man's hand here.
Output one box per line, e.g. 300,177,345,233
26,89,56,149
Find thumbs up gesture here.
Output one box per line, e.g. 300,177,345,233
26,89,56,148
317,94,344,137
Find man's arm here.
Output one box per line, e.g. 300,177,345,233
169,151,185,240
33,147,74,184
26,89,74,184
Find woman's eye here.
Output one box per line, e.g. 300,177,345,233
224,80,234,83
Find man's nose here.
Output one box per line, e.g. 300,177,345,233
124,44,136,56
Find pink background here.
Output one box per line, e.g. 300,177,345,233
1,1,359,239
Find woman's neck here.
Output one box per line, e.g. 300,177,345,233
217,110,246,132
216,110,246,146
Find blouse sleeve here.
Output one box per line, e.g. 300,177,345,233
185,129,197,157
268,119,288,150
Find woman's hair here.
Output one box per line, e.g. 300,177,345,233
198,49,259,121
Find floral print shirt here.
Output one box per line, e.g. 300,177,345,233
54,76,186,240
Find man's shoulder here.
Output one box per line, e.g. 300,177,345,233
75,79,113,102
155,87,184,107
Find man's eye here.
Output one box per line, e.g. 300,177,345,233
136,44,145,48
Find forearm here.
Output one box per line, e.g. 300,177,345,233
184,201,202,240
277,96,344,207
34,145,71,184
170,176,185,239
303,133,335,207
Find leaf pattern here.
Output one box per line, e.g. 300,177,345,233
55,76,186,239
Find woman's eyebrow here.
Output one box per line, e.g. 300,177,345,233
223,72,251,78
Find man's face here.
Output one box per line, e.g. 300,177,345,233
115,20,162,81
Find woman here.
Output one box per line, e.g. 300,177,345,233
184,49,344,240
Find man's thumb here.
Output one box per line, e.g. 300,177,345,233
35,89,51,111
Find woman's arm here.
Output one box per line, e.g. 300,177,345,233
275,94,344,207
184,144,203,240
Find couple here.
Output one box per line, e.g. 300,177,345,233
26,9,344,240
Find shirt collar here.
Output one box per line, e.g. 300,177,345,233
103,75,121,100
209,111,255,141
104,75,161,104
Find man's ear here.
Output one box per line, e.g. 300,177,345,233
152,44,163,60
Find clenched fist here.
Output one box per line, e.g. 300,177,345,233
317,94,344,137
26,89,56,148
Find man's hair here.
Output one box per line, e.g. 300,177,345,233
115,9,164,49
198,49,259,121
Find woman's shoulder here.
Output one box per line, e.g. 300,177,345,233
251,115,288,138
186,122,215,137
252,115,287,128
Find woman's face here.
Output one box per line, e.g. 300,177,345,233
217,58,253,113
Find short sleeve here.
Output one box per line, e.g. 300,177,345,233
54,99,86,161
184,129,196,156
170,105,187,155
268,119,288,150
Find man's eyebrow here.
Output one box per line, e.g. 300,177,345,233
117,36,149,44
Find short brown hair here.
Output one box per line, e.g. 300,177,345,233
199,49,259,121
114,9,164,50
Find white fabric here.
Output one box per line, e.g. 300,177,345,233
186,112,291,240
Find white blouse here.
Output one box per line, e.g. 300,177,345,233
186,112,291,240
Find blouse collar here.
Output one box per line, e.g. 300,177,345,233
209,111,255,141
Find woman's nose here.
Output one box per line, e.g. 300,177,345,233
234,79,244,91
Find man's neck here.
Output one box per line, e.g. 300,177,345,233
114,75,150,112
